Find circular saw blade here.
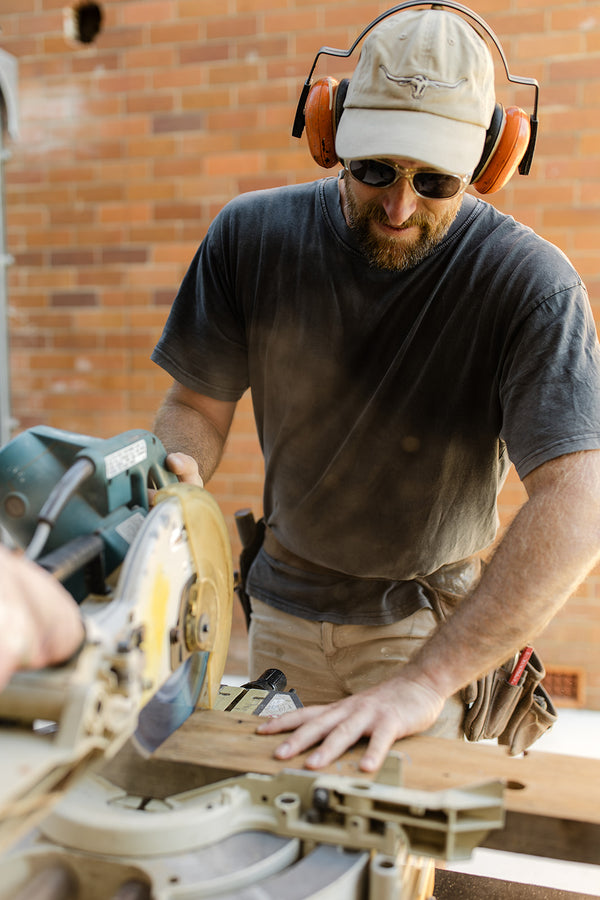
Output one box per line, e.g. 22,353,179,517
133,652,209,755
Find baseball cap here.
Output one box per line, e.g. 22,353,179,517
335,9,496,176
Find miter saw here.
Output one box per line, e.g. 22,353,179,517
0,426,239,842
0,426,505,900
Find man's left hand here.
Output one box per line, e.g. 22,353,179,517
256,674,445,771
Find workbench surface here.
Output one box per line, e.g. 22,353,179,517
150,708,600,826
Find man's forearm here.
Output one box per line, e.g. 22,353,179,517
153,385,234,484
408,450,600,701
257,450,600,771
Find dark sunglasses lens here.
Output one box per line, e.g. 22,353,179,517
349,159,397,187
413,172,462,198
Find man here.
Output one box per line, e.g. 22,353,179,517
0,545,84,690
151,8,600,771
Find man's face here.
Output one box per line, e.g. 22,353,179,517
340,158,467,271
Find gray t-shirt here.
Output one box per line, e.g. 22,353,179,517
152,177,600,623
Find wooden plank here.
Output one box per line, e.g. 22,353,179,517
434,869,599,900
153,708,600,826
482,811,600,865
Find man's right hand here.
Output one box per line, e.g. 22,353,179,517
164,452,204,487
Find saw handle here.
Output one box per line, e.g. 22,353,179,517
243,668,288,693
146,459,178,493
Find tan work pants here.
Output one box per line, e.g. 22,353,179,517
248,597,464,739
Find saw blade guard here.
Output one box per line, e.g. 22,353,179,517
153,482,234,709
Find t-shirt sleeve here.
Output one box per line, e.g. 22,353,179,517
151,209,249,402
499,281,600,478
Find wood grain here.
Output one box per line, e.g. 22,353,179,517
152,708,600,825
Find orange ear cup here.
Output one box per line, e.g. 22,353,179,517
473,106,531,194
304,76,340,168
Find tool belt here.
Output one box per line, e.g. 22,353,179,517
418,559,557,756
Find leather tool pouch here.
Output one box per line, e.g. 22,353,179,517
462,650,557,755
418,562,557,755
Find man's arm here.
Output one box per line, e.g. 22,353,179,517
154,380,237,485
0,546,85,690
257,449,600,770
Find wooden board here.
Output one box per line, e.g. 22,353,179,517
153,707,600,826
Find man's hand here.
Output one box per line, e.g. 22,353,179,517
164,452,204,486
150,452,204,505
256,674,445,771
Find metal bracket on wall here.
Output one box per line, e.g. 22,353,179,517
0,49,18,448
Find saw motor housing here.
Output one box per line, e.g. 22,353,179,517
0,426,177,602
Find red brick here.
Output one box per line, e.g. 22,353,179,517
50,250,95,267
71,52,121,75
124,47,177,70
180,43,231,64
517,32,583,60
153,65,208,89
152,112,206,134
181,87,231,110
209,63,262,85
50,291,98,307
121,1,176,26
206,109,259,132
126,94,175,115
550,56,600,82
235,36,288,60
150,22,202,44
206,15,258,41
95,26,146,51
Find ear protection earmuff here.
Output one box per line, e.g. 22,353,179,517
292,0,539,194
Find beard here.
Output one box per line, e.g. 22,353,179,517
343,176,462,272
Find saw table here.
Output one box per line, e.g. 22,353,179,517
1,709,598,900
157,713,600,897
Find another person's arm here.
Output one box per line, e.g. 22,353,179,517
258,449,600,770
154,380,237,485
0,546,85,690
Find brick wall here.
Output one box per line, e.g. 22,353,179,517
2,1,600,704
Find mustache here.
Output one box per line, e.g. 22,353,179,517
358,201,435,231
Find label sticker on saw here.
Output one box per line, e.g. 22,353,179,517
105,439,148,479
116,512,146,545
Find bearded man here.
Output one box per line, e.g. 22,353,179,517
151,8,600,770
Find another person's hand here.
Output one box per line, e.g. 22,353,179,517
0,546,85,690
256,673,445,772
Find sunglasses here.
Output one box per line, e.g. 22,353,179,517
346,159,470,200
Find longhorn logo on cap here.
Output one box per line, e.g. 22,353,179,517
380,65,467,99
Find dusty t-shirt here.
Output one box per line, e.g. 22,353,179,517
152,178,600,623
